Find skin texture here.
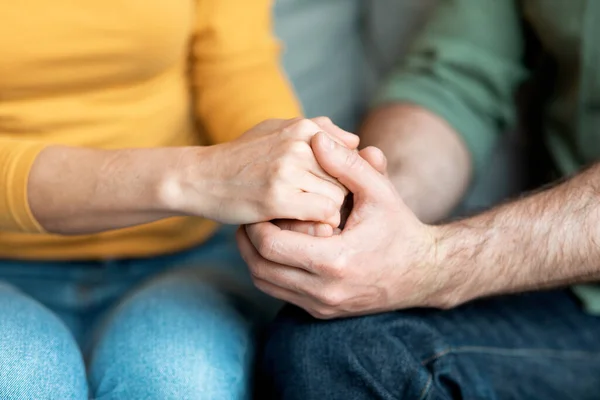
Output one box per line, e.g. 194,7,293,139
28,117,358,235
238,104,600,319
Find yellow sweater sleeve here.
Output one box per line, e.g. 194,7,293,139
0,139,47,233
192,0,302,144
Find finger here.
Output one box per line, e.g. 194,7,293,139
276,122,349,194
359,146,387,175
252,278,329,315
274,192,341,228
306,149,349,195
272,219,334,237
298,172,347,209
312,117,360,149
239,225,346,319
311,132,391,201
252,262,317,295
237,225,319,295
253,277,309,307
253,275,349,320
245,222,341,272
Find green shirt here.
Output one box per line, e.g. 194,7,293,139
377,0,600,313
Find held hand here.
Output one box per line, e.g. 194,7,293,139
272,146,388,236
173,117,357,227
237,132,445,319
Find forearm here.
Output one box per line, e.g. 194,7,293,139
435,164,600,306
360,104,472,223
28,146,190,235
27,118,354,235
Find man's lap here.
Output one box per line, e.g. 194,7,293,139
259,290,600,400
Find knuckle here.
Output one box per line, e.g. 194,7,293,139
264,185,286,213
318,289,345,308
290,118,320,135
263,169,287,202
256,234,277,259
285,140,312,157
270,156,289,175
271,161,295,184
327,257,347,278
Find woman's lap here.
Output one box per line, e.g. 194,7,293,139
0,227,274,399
0,283,87,399
89,268,260,399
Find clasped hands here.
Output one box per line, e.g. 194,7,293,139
198,117,452,318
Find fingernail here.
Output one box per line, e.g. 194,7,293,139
307,225,315,236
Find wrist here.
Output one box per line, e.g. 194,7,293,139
155,146,214,218
427,222,489,309
28,146,191,234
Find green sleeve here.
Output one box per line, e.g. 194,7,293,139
374,0,529,175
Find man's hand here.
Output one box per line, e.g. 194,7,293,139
237,132,448,319
239,129,600,317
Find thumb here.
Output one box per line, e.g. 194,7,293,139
312,117,360,150
311,132,389,199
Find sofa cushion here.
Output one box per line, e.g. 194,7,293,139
274,0,367,130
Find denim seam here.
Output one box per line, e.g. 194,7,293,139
422,346,600,363
414,348,453,400
414,346,600,399
417,375,433,400
348,351,402,400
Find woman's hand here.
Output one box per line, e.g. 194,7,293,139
170,117,358,227
270,145,389,237
26,117,354,235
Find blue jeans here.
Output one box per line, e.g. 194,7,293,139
260,291,600,399
0,227,279,400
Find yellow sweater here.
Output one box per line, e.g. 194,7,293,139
0,0,301,260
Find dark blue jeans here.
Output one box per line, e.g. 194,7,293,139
259,290,600,399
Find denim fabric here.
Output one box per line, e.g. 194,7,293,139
259,291,600,400
0,227,279,400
